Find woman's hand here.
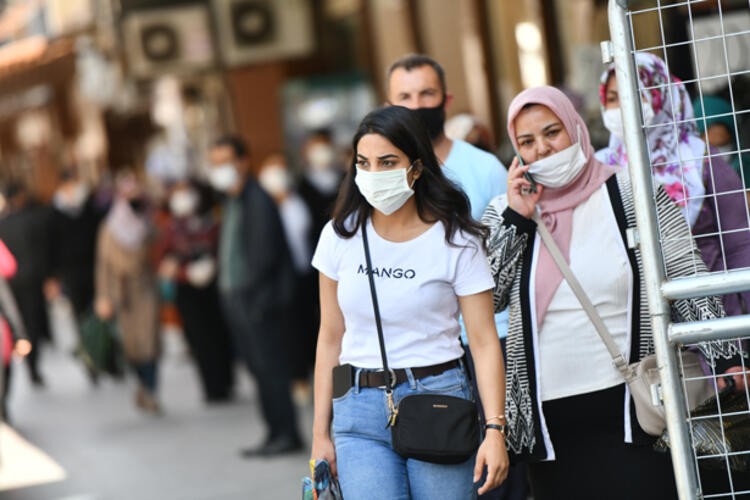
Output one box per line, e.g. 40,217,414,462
311,433,338,478
95,297,113,320
506,156,543,219
14,339,32,357
474,429,509,495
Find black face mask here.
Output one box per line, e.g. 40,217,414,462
128,198,146,213
412,99,446,140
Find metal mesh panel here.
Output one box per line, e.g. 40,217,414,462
608,1,750,498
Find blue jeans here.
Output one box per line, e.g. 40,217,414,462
332,366,477,499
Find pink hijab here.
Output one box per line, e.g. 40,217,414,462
507,86,619,327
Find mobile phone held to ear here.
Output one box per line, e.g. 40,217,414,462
515,151,537,193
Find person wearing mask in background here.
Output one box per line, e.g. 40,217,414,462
95,171,161,414
596,52,706,228
482,85,740,500
692,94,750,198
0,239,32,423
386,53,519,500
298,129,343,246
0,182,52,387
156,179,234,403
599,53,750,325
208,136,301,457
46,169,104,382
258,154,316,406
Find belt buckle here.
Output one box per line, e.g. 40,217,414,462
376,368,397,389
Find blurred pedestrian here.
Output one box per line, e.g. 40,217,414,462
47,169,104,372
298,129,343,247
0,182,53,387
0,239,31,422
94,171,161,414
258,155,316,405
156,179,234,403
208,135,301,456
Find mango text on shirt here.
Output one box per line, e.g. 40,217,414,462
357,264,416,279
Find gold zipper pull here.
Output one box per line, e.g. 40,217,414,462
385,392,398,428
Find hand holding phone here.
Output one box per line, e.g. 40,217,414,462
515,152,537,193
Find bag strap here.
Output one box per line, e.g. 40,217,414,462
361,222,395,391
532,211,631,377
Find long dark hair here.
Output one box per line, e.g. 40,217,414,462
332,106,487,246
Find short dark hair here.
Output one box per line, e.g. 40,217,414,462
212,134,250,159
332,106,486,247
386,54,447,96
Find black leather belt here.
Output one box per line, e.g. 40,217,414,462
358,360,460,388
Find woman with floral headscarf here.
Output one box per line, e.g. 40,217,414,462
597,52,706,227
599,52,750,321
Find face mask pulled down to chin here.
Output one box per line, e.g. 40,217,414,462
527,127,588,189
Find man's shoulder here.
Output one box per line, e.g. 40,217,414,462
446,140,504,171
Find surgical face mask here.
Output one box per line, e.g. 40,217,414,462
412,100,446,140
209,163,239,192
307,144,335,171
602,108,625,141
715,143,734,155
355,165,415,216
169,189,199,217
259,165,290,197
527,128,587,188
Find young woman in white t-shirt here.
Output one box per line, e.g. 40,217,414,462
310,106,508,498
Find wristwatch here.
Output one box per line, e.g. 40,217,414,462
485,423,507,437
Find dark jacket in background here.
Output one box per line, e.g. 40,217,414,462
50,197,103,316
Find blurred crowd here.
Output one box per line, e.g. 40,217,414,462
0,127,349,454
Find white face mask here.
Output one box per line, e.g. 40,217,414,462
169,189,199,217
307,144,336,171
602,108,625,141
355,166,415,216
259,165,290,197
209,164,239,192
527,128,587,188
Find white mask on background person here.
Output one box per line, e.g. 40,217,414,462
209,164,239,192
53,182,90,215
259,165,290,197
714,143,734,155
355,166,415,216
527,128,587,188
602,108,625,141
307,144,336,171
169,189,199,217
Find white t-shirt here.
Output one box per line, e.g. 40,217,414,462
312,218,494,369
538,185,632,401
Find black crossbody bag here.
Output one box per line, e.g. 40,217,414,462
361,223,479,464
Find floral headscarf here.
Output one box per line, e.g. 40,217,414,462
599,52,705,226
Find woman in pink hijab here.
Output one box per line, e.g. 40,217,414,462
481,86,734,499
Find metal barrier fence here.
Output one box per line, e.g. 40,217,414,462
606,1,750,498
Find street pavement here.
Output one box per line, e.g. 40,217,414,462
1,303,313,500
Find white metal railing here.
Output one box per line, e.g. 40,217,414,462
607,1,750,498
